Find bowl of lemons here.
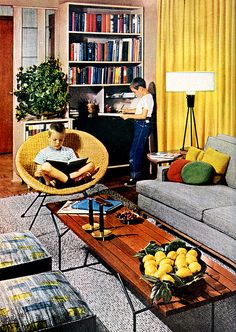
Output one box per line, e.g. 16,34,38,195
134,239,207,304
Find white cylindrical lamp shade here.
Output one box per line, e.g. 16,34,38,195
166,72,215,95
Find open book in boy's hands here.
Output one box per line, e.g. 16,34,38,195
46,157,88,173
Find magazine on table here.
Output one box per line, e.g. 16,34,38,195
150,152,181,160
46,157,88,173
58,198,123,215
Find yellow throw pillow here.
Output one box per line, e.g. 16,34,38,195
202,147,230,174
185,147,203,161
202,146,230,183
197,150,205,161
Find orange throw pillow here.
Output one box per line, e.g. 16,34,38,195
167,159,191,182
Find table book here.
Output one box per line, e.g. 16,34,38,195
46,157,88,173
150,152,181,161
58,198,123,215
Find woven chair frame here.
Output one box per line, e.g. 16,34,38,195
15,129,109,195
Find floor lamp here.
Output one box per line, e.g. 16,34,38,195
166,72,215,151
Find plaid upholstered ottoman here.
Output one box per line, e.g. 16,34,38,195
0,271,96,331
0,231,51,280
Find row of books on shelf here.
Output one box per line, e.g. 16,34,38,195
68,65,142,85
25,123,70,139
70,12,141,34
70,38,142,62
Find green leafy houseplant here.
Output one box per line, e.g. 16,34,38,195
14,58,70,121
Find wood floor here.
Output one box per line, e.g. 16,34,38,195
0,153,138,203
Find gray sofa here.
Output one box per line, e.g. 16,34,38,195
137,134,236,265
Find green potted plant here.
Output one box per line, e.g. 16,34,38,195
14,58,70,121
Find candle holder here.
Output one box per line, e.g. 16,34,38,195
91,229,112,239
91,203,112,240
82,198,99,232
82,223,100,232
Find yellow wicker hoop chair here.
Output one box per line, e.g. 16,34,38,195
15,129,109,230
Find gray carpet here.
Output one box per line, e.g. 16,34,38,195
0,184,235,332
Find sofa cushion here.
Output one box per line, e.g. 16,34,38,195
217,134,236,144
203,205,236,239
205,136,236,189
181,161,214,184
167,159,190,182
0,271,96,331
202,146,230,184
185,146,204,161
136,179,236,221
0,231,51,281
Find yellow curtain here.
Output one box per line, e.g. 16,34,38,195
156,0,236,151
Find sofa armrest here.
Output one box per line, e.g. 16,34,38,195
162,167,169,181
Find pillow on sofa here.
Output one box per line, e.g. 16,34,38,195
185,146,204,161
167,159,190,182
202,146,230,184
181,161,214,185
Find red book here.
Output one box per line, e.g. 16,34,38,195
97,43,101,61
91,13,96,32
123,66,127,84
70,43,74,61
71,11,75,31
87,13,92,32
88,66,92,84
118,14,123,33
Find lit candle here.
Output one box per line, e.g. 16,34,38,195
89,198,94,227
99,204,104,235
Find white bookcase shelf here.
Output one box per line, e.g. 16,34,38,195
23,118,74,140
58,2,143,167
59,2,143,116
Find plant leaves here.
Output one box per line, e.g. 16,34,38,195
141,274,160,284
153,284,165,302
14,57,70,121
165,239,187,253
150,285,159,300
133,252,145,258
162,284,173,304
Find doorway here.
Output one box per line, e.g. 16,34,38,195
0,16,13,153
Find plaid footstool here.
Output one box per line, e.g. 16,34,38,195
0,231,51,280
0,271,96,331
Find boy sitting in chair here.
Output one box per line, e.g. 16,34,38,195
34,123,97,188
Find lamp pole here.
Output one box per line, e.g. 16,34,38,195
181,94,199,151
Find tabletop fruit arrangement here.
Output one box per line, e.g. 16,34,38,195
116,210,140,224
134,239,207,303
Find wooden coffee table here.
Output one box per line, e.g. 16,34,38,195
47,195,236,332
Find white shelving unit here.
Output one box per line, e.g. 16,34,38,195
57,3,144,167
23,118,74,140
58,2,143,116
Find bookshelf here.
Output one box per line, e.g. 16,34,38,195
58,3,143,166
59,2,143,115
23,118,74,140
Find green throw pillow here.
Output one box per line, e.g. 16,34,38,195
181,161,214,185
167,159,190,182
